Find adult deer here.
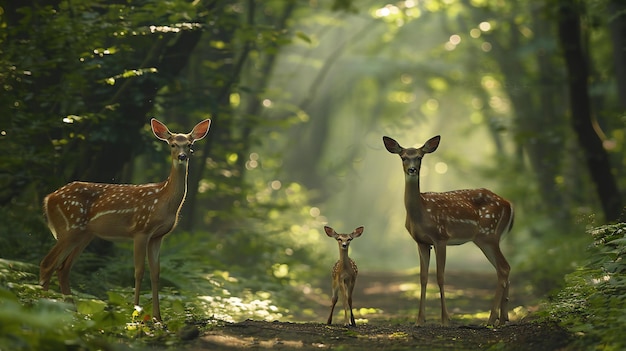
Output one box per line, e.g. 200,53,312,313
325,225,363,327
40,118,211,322
383,135,513,326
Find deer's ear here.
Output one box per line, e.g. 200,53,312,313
422,135,441,153
151,118,171,141
383,136,403,154
352,226,364,238
191,119,211,141
324,226,336,237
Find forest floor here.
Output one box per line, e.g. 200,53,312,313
184,270,575,350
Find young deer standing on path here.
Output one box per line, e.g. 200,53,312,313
325,225,363,327
383,135,513,327
40,118,211,322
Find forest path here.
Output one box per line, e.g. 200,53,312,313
190,271,573,350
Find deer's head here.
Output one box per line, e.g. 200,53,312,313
324,226,364,251
383,135,440,178
151,118,211,165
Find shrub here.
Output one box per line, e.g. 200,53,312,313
543,223,626,350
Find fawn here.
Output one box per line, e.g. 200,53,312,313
325,225,363,326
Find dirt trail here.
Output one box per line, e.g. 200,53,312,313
189,271,573,350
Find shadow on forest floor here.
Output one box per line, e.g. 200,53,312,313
188,271,574,350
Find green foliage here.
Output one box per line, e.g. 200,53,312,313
542,223,626,350
0,259,88,350
0,290,81,351
507,197,590,295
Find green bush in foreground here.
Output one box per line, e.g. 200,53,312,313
0,257,294,350
543,223,626,350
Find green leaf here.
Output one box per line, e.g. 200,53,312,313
76,299,107,315
106,291,129,305
295,31,312,44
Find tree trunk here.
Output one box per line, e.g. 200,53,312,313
557,1,623,222
608,0,626,109
179,1,240,232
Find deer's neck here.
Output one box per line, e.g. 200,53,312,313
338,249,352,271
404,176,425,216
162,161,189,212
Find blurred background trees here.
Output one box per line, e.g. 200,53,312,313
1,0,624,305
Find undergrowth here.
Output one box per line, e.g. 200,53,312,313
0,255,286,350
0,226,325,350
0,180,330,350
542,223,626,350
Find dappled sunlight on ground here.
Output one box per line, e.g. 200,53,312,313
202,333,306,349
298,270,535,326
198,295,283,323
191,270,566,350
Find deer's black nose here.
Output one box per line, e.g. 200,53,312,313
407,167,418,175
178,153,188,161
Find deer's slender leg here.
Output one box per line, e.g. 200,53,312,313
475,240,510,326
57,234,93,295
416,243,431,326
327,284,338,325
348,278,356,326
133,234,149,308
434,241,450,326
340,283,349,325
40,240,74,290
147,236,164,321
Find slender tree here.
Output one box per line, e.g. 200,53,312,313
557,0,623,222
